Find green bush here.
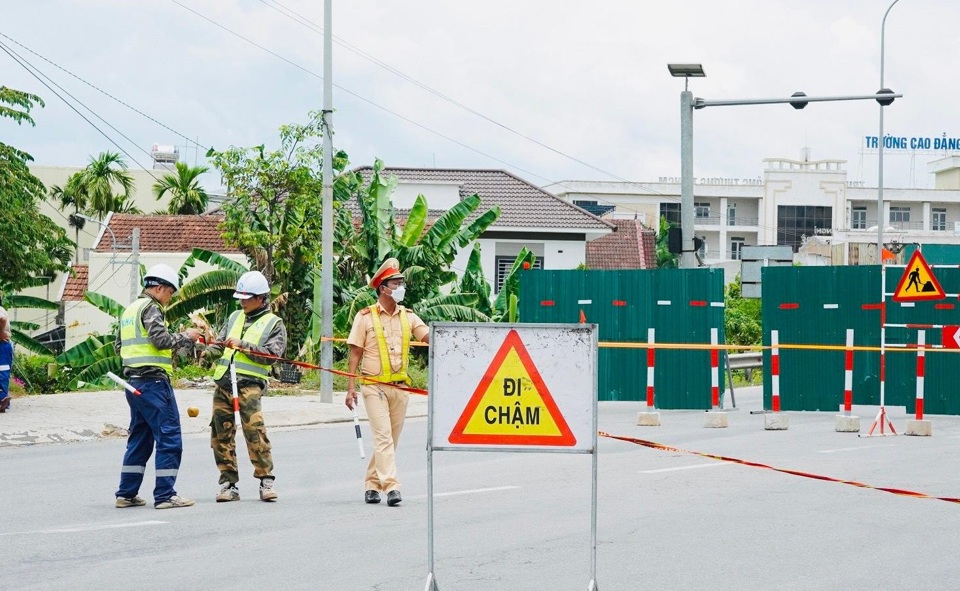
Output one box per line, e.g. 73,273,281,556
12,354,79,394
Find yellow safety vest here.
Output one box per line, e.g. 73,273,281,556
361,304,410,385
212,310,281,380
119,297,173,375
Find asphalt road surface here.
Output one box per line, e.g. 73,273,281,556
5,392,960,590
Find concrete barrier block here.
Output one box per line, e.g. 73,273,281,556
835,415,860,433
704,411,728,428
764,413,789,430
905,419,933,437
636,412,661,427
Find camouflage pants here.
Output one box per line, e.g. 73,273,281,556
210,382,273,484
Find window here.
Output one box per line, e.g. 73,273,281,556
777,206,832,252
659,202,681,225
730,237,745,260
695,202,710,218
889,206,910,223
851,207,867,230
932,208,947,231
495,255,542,293
727,203,737,226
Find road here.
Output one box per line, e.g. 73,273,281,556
4,390,960,590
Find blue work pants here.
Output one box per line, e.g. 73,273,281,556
0,341,12,404
116,377,183,504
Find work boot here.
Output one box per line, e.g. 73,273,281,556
259,478,277,502
155,495,195,509
364,490,381,504
115,496,146,508
387,490,402,507
216,483,240,502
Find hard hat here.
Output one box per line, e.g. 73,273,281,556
233,270,270,300
143,263,180,292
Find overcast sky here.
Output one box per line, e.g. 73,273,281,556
3,0,957,198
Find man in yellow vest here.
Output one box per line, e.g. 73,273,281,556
206,270,287,503
346,258,429,507
115,264,201,509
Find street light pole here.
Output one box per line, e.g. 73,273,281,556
680,88,696,269
878,0,902,261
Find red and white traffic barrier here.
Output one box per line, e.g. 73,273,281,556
710,328,719,410
915,330,925,421
646,327,655,410
771,330,781,412
843,329,854,416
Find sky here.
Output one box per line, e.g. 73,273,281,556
3,0,958,200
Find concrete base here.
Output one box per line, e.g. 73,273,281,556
636,411,661,426
835,414,861,433
764,413,789,430
905,419,933,436
704,411,728,428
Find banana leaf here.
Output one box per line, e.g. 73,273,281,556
71,356,123,389
5,295,60,310
179,248,248,281
57,335,109,366
84,292,125,318
12,331,53,355
398,194,428,247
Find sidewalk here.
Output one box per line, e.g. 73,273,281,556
0,388,428,448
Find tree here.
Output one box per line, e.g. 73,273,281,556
153,162,210,214
0,86,74,291
724,274,761,347
70,151,139,218
655,216,679,269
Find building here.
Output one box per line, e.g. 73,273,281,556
547,150,960,280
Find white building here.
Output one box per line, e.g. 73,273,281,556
546,151,960,280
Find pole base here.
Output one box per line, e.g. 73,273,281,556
636,411,661,427
904,419,932,437
859,406,898,437
764,413,789,430
834,414,861,433
704,411,728,428
424,572,440,591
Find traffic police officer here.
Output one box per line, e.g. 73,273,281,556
345,258,429,507
115,263,200,509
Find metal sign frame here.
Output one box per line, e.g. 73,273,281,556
425,322,599,591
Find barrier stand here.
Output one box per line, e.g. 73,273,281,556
704,327,728,428
637,327,660,426
835,329,861,432
862,272,897,438
764,329,789,430
905,330,933,436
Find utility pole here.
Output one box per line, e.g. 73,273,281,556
129,228,140,303
319,0,334,403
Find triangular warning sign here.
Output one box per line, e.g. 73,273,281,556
893,250,945,302
448,329,576,446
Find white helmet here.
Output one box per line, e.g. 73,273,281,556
143,263,180,292
233,270,270,300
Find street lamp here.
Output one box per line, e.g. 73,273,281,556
668,63,901,268
73,213,117,249
668,63,705,269
877,0,902,261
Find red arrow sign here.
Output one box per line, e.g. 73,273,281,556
942,326,960,349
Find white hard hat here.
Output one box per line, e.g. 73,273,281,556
233,270,270,300
143,263,180,292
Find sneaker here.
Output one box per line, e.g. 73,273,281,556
115,496,146,508
155,495,195,509
216,483,240,503
386,490,402,507
259,478,278,502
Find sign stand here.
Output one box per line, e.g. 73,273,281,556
425,323,599,590
862,265,898,438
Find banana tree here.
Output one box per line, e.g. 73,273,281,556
56,292,124,388
4,294,59,355
492,247,537,322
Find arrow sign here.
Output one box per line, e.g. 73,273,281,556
942,326,960,349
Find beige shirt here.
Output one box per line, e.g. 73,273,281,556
346,303,428,376
0,306,10,342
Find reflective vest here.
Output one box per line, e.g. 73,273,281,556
119,297,173,374
361,304,410,385
212,310,281,380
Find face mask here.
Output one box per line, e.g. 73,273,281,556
389,285,406,303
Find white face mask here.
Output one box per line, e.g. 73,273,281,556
389,284,406,303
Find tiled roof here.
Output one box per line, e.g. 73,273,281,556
353,167,614,231
94,214,241,253
62,264,88,301
585,219,657,269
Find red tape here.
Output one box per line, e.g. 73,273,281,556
599,432,960,505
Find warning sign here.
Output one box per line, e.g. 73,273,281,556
448,329,576,446
893,251,945,302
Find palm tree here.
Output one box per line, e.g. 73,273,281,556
71,151,135,218
153,162,210,214
49,181,86,260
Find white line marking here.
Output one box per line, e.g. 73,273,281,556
434,485,520,497
640,463,727,474
823,304,839,309
710,302,725,307
657,300,671,306
577,299,592,305
0,520,167,536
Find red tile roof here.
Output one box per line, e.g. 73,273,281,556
94,214,241,253
62,264,88,301
585,219,657,269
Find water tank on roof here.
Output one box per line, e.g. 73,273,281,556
151,144,179,165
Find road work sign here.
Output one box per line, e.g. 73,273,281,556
430,323,597,453
893,250,945,302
